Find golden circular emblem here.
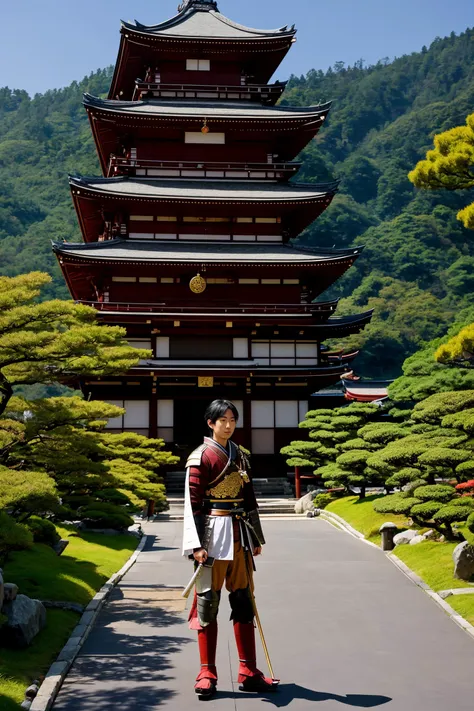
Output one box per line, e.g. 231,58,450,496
189,273,207,294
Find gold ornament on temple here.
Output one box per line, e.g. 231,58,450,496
189,273,207,293
201,119,210,134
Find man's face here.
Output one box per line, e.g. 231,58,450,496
208,408,236,441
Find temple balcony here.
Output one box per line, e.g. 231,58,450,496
132,81,286,104
77,299,335,318
107,156,301,181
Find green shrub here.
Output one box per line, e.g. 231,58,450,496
467,512,474,534
0,512,33,563
95,489,131,506
80,503,134,530
54,504,75,521
404,479,428,496
373,495,421,515
62,495,95,510
413,485,454,503
411,501,443,518
385,468,422,487
313,493,333,509
26,516,60,546
434,504,473,523
450,497,474,508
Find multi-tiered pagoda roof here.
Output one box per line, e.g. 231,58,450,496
110,0,296,100
53,0,373,475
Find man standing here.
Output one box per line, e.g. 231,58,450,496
182,399,276,698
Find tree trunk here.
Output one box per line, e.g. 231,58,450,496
0,373,13,417
442,521,462,542
358,484,366,500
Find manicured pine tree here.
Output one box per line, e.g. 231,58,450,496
370,391,474,540
0,272,178,538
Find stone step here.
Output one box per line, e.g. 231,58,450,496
158,498,297,519
165,474,293,497
155,512,303,522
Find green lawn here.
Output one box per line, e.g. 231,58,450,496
325,495,410,543
447,595,474,626
0,526,137,708
0,610,78,711
393,540,474,591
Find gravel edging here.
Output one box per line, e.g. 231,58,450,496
318,509,474,643
29,534,148,711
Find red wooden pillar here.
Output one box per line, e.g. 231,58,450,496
149,378,158,439
295,466,301,500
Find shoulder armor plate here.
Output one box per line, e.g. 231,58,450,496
186,443,206,468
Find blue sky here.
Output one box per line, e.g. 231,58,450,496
1,0,473,96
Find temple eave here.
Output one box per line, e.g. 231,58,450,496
69,176,338,203
83,94,330,123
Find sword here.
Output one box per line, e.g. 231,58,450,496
182,557,215,599
243,549,278,683
182,563,204,599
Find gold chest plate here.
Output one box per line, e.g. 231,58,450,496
207,470,244,499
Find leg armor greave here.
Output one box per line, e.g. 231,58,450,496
229,587,254,624
197,589,221,627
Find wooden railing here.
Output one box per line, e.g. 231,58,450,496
77,300,333,316
133,81,285,103
107,156,301,180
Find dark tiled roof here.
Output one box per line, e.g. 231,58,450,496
121,4,296,41
52,238,361,264
69,176,339,203
83,94,331,121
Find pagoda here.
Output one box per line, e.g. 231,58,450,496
53,0,373,476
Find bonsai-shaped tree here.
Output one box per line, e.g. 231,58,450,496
281,402,387,499
2,396,178,525
370,391,474,540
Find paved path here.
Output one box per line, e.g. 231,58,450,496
52,518,474,710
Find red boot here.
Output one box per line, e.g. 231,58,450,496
194,621,218,699
233,621,278,692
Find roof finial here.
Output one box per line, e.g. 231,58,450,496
178,0,219,12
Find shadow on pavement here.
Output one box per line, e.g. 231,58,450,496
76,633,192,682
99,600,187,630
54,634,192,709
54,684,175,710
218,683,392,707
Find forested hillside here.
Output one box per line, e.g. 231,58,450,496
1,30,474,376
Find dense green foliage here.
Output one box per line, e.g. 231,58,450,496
388,307,474,402
409,112,474,228
286,29,474,375
2,32,474,374
0,272,177,558
281,402,387,499
365,389,474,540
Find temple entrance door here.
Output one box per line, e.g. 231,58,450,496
174,398,209,457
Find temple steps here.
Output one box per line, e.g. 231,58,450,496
157,496,297,520
165,471,293,498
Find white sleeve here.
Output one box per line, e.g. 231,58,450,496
182,466,202,557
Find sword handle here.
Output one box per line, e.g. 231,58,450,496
182,563,203,598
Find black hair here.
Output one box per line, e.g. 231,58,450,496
204,399,239,433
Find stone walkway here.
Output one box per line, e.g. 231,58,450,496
52,518,474,710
